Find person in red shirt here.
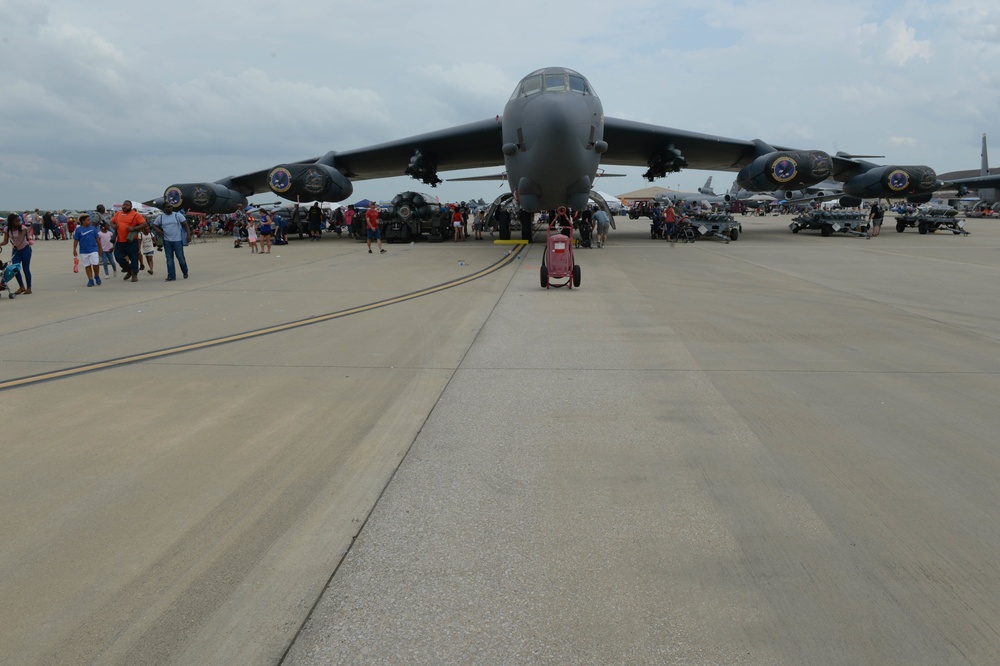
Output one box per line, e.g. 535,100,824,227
365,202,385,254
663,203,677,241
112,200,148,281
344,205,356,239
451,206,463,242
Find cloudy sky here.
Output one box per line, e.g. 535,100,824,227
2,0,999,210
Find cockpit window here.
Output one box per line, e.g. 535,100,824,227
511,71,592,99
544,74,568,92
521,75,542,97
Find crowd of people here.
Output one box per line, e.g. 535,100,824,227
1,201,193,294
0,200,402,296
0,199,631,296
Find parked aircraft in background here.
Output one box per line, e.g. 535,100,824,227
938,134,998,204
150,67,1000,240
727,179,844,207
655,180,739,207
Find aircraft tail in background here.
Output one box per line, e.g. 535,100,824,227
982,133,989,177
981,134,996,203
697,177,716,196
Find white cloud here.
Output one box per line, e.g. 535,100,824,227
888,136,918,147
882,18,932,65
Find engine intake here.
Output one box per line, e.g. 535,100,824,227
163,183,248,214
737,150,833,192
842,165,939,199
267,163,353,202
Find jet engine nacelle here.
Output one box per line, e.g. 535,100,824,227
737,150,833,192
842,165,939,200
267,163,353,202
839,195,863,208
163,183,248,214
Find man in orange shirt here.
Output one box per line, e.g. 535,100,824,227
112,200,148,281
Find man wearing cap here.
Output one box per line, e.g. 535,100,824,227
152,203,191,281
112,200,148,281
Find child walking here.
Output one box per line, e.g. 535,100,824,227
72,213,103,287
97,222,116,277
138,229,155,274
247,217,259,253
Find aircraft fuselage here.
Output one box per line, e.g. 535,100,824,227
500,68,606,211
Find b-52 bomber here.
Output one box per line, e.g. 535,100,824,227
149,66,1000,241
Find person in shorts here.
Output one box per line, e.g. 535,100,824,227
307,203,323,241
72,213,103,287
473,208,485,240
592,206,611,248
452,205,463,242
868,201,884,237
258,211,273,253
366,201,385,253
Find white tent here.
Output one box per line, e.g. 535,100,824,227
593,190,623,212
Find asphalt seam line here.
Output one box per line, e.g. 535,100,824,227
0,245,527,392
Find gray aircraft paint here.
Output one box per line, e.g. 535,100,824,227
152,69,1000,216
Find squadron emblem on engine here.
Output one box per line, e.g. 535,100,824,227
302,167,326,195
165,186,183,207
772,157,798,184
269,167,293,194
887,169,909,192
192,185,212,208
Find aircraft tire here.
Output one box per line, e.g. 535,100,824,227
572,264,581,288
520,211,533,241
499,216,511,240
540,264,548,289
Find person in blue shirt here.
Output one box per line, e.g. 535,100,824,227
151,203,191,281
72,213,103,287
273,212,287,245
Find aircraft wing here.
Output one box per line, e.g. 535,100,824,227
447,173,508,182
599,118,882,186
601,117,763,172
447,169,626,183
331,118,504,179
944,174,1000,191
220,118,506,197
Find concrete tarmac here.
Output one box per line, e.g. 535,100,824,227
2,216,1000,665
